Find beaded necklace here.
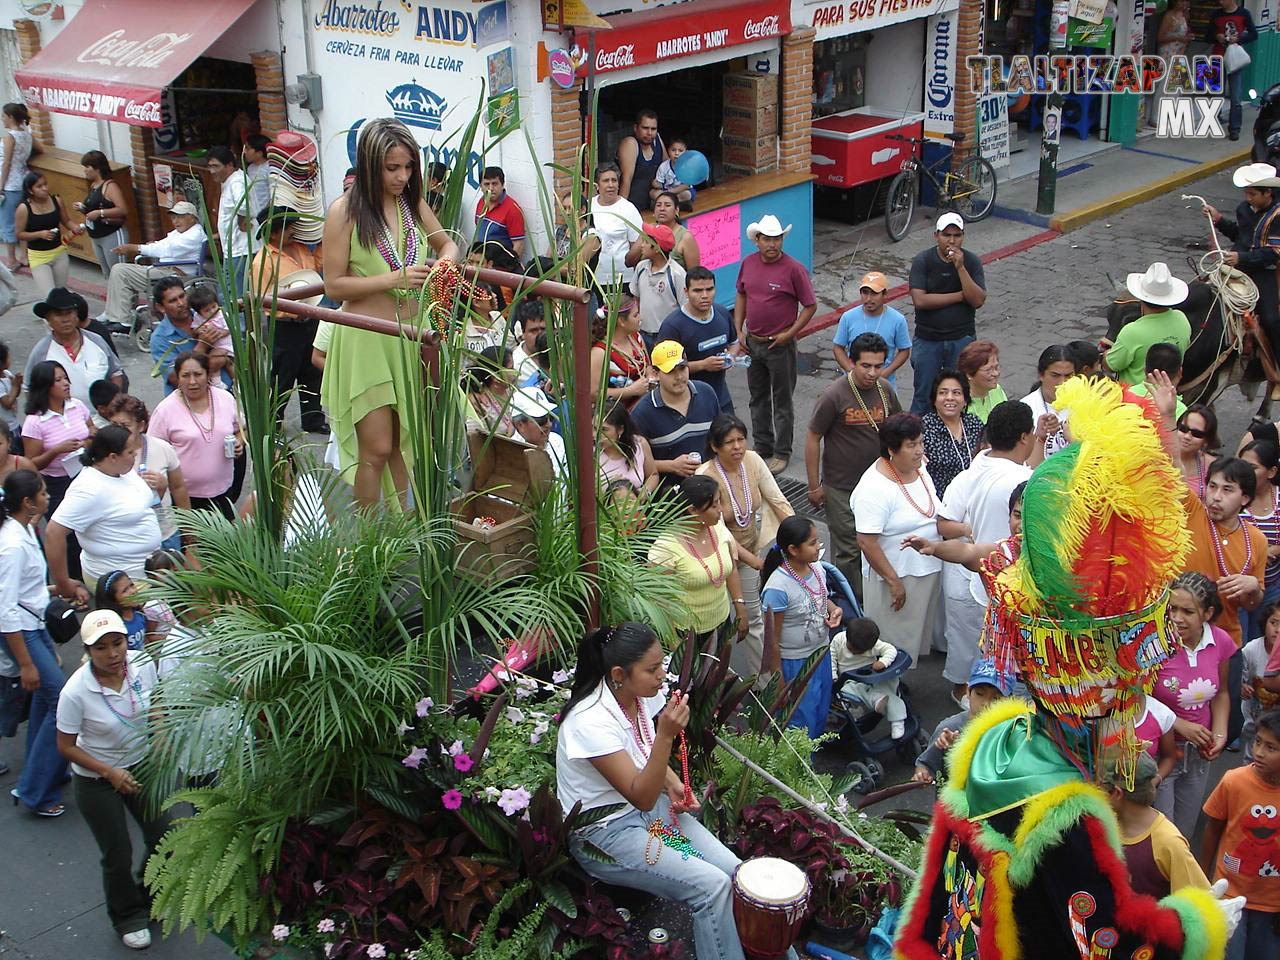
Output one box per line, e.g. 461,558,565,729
714,457,754,528
180,389,216,444
782,558,827,613
681,526,727,586
886,459,936,518
374,193,419,273
626,697,700,864
942,416,972,467
97,666,145,728
1210,517,1254,577
847,373,889,431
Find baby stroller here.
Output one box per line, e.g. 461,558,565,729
822,565,929,794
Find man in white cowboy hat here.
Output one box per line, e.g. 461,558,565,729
511,387,566,480
1102,262,1192,386
907,212,987,415
1204,162,1280,351
103,200,206,334
732,213,816,475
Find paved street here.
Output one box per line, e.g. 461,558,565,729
0,164,1265,957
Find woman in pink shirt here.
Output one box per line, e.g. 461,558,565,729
1152,571,1235,837
146,352,243,521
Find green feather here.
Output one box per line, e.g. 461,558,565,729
1019,444,1090,623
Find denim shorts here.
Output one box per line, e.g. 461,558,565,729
0,189,22,244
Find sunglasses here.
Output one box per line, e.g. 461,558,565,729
1177,423,1209,440
520,415,551,427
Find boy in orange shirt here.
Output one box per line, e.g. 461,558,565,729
1201,709,1280,960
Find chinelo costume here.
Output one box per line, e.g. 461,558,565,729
895,377,1244,960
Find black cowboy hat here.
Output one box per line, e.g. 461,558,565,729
33,287,81,319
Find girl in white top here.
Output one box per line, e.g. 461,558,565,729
0,102,36,268
1019,344,1077,459
852,413,942,667
556,621,795,960
56,609,171,949
589,162,642,290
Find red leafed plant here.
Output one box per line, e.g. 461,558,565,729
554,886,689,960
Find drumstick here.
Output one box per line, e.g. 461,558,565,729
856,779,930,810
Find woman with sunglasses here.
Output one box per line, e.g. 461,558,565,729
1175,403,1218,498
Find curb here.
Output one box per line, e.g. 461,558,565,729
1046,145,1251,233
800,227,1061,340
68,275,108,300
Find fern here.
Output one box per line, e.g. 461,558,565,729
410,881,589,960
714,726,838,824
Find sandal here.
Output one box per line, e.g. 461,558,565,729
10,787,65,817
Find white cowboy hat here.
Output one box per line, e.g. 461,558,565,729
1232,162,1280,188
1125,261,1189,307
746,214,792,241
276,269,325,307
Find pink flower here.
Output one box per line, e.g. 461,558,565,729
497,786,532,816
442,789,464,810
272,924,291,941
453,753,474,772
402,746,430,769
415,697,433,717
367,944,387,959
316,918,336,933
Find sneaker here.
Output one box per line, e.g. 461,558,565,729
890,720,906,739
766,457,788,475
122,929,151,949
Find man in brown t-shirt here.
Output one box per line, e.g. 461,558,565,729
805,332,900,600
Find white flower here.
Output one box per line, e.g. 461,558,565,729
415,696,433,717
833,794,850,815
514,684,534,700
448,739,465,756
552,669,570,684
505,706,526,723
484,786,502,800
367,944,387,959
323,944,335,959
533,720,550,735
313,880,325,894
530,731,542,744
1178,677,1218,710
397,721,415,737
494,667,511,681
316,918,336,933
272,924,290,941
666,671,679,683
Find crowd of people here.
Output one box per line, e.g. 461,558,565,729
4,108,1280,958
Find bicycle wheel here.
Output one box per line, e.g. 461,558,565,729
884,172,917,242
951,156,998,222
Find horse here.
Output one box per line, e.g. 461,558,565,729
1104,278,1278,417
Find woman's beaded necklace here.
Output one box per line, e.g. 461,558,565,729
180,389,216,444
374,193,419,272
97,666,144,728
715,457,754,528
626,697,700,864
681,526,727,586
943,415,972,467
1210,517,1253,577
886,458,936,518
782,558,826,613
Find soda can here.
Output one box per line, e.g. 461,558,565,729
688,452,702,465
615,908,631,923
647,927,669,944
223,434,237,459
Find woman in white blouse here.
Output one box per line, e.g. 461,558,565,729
852,413,942,668
556,622,796,960
56,609,171,950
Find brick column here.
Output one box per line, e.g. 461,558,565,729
550,81,585,197
129,125,163,242
954,0,982,156
251,50,288,138
13,19,54,145
779,27,815,174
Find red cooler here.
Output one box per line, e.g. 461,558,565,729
810,109,926,189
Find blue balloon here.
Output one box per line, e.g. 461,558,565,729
672,149,710,187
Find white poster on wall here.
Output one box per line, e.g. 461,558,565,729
1246,0,1274,31
978,92,1009,169
924,10,957,139
1070,0,1108,24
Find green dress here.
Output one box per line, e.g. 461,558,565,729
320,213,428,492
967,384,1008,423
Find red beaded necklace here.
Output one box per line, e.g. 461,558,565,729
681,526,727,586
1210,517,1254,577
624,695,699,863
886,458,936,518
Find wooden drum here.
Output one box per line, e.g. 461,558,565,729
732,856,811,959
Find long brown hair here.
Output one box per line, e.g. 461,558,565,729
346,118,426,249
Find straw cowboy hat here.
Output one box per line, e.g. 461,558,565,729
1232,162,1280,188
746,214,791,241
1125,262,1189,307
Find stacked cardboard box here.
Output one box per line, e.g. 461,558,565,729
722,72,778,178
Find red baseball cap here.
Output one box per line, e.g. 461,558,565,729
642,223,676,253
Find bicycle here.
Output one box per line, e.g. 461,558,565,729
883,131,997,242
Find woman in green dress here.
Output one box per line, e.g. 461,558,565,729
321,119,458,507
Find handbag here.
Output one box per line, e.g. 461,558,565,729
1224,42,1251,74
20,598,81,645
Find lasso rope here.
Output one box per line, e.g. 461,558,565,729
1184,193,1259,354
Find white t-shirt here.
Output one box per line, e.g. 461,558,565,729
556,681,665,820
51,467,163,580
939,450,1032,605
136,434,182,539
590,197,643,287
56,649,163,776
851,464,943,581
217,169,250,259
1242,636,1277,684
630,257,688,335
1139,695,1176,738
1020,388,1070,458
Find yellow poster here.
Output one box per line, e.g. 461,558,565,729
542,0,611,29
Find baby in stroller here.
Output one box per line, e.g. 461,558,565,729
830,618,908,740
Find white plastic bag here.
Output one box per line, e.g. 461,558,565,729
1225,42,1252,74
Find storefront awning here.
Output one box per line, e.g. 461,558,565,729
15,0,257,127
574,0,792,76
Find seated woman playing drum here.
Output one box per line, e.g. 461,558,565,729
556,621,801,960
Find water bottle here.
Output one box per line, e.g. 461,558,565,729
724,351,751,369
137,462,161,507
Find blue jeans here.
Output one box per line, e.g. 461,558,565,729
161,531,182,552
223,255,248,305
1228,68,1246,138
910,335,975,414
0,188,22,244
2,628,68,810
1227,908,1280,960
570,795,798,960
781,651,833,739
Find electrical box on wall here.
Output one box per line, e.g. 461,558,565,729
287,73,324,111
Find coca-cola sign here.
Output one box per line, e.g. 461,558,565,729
124,99,163,124
596,44,636,72
570,0,791,76
77,30,194,71
743,15,780,39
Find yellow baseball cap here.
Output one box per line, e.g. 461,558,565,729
650,340,687,374
859,271,888,293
